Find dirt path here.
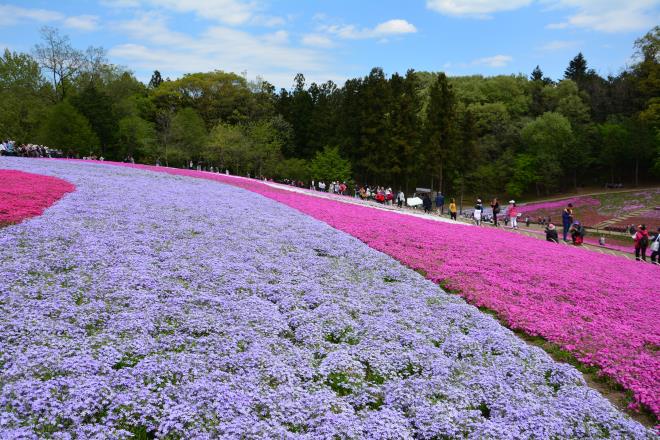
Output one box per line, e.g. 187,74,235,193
266,182,646,262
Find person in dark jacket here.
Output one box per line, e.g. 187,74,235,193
545,224,559,243
422,194,432,213
569,221,585,245
650,227,660,264
491,198,500,226
562,203,574,241
435,192,445,215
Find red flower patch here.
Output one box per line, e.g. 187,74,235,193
0,169,75,226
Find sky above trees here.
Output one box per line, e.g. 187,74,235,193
1,0,658,88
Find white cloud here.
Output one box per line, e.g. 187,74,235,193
302,34,335,48
0,5,102,32
373,19,418,35
538,39,580,51
63,15,100,31
426,0,660,32
472,54,513,67
426,0,532,18
545,0,660,33
110,13,335,88
320,19,417,39
546,22,569,29
262,30,289,45
250,15,287,27
0,4,64,25
102,0,285,26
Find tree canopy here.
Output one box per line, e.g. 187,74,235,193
1,25,658,199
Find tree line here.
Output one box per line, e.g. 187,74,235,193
1,26,658,199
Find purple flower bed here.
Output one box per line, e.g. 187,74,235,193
0,158,655,438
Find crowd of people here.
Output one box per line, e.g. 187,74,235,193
4,148,657,263
0,139,64,158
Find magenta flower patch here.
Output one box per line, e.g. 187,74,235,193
0,168,75,225
109,163,659,421
0,158,655,438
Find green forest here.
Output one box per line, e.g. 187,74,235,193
1,26,658,198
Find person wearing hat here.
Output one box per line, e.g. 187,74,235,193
634,224,650,261
545,223,559,243
507,200,518,229
474,199,483,226
569,221,585,245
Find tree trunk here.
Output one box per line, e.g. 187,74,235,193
635,158,639,187
438,162,444,193
459,179,464,215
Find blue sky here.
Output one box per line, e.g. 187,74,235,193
1,1,658,89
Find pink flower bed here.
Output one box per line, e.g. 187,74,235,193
100,162,660,419
521,196,601,212
0,169,75,225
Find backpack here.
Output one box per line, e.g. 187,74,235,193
651,235,660,252
640,234,649,247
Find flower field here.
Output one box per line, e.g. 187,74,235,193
104,163,659,423
519,190,660,230
0,169,75,226
0,158,656,438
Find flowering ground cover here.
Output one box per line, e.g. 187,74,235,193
101,163,660,423
0,158,655,438
519,190,660,230
0,169,75,226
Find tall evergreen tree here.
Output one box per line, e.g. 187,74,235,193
359,67,392,184
389,70,422,191
425,73,457,192
564,53,589,82
148,70,163,89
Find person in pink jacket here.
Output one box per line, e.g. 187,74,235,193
634,224,650,261
508,200,518,229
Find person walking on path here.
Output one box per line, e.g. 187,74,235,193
435,192,445,215
449,198,457,220
474,199,484,226
650,227,660,264
508,200,518,229
396,189,405,208
491,198,500,226
545,224,559,243
634,224,650,261
562,203,574,242
423,194,432,213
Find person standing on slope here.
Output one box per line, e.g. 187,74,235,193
435,192,445,215
649,226,660,264
508,200,518,229
491,198,500,226
396,189,405,208
634,224,650,262
449,198,457,220
562,203,574,242
474,199,483,226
